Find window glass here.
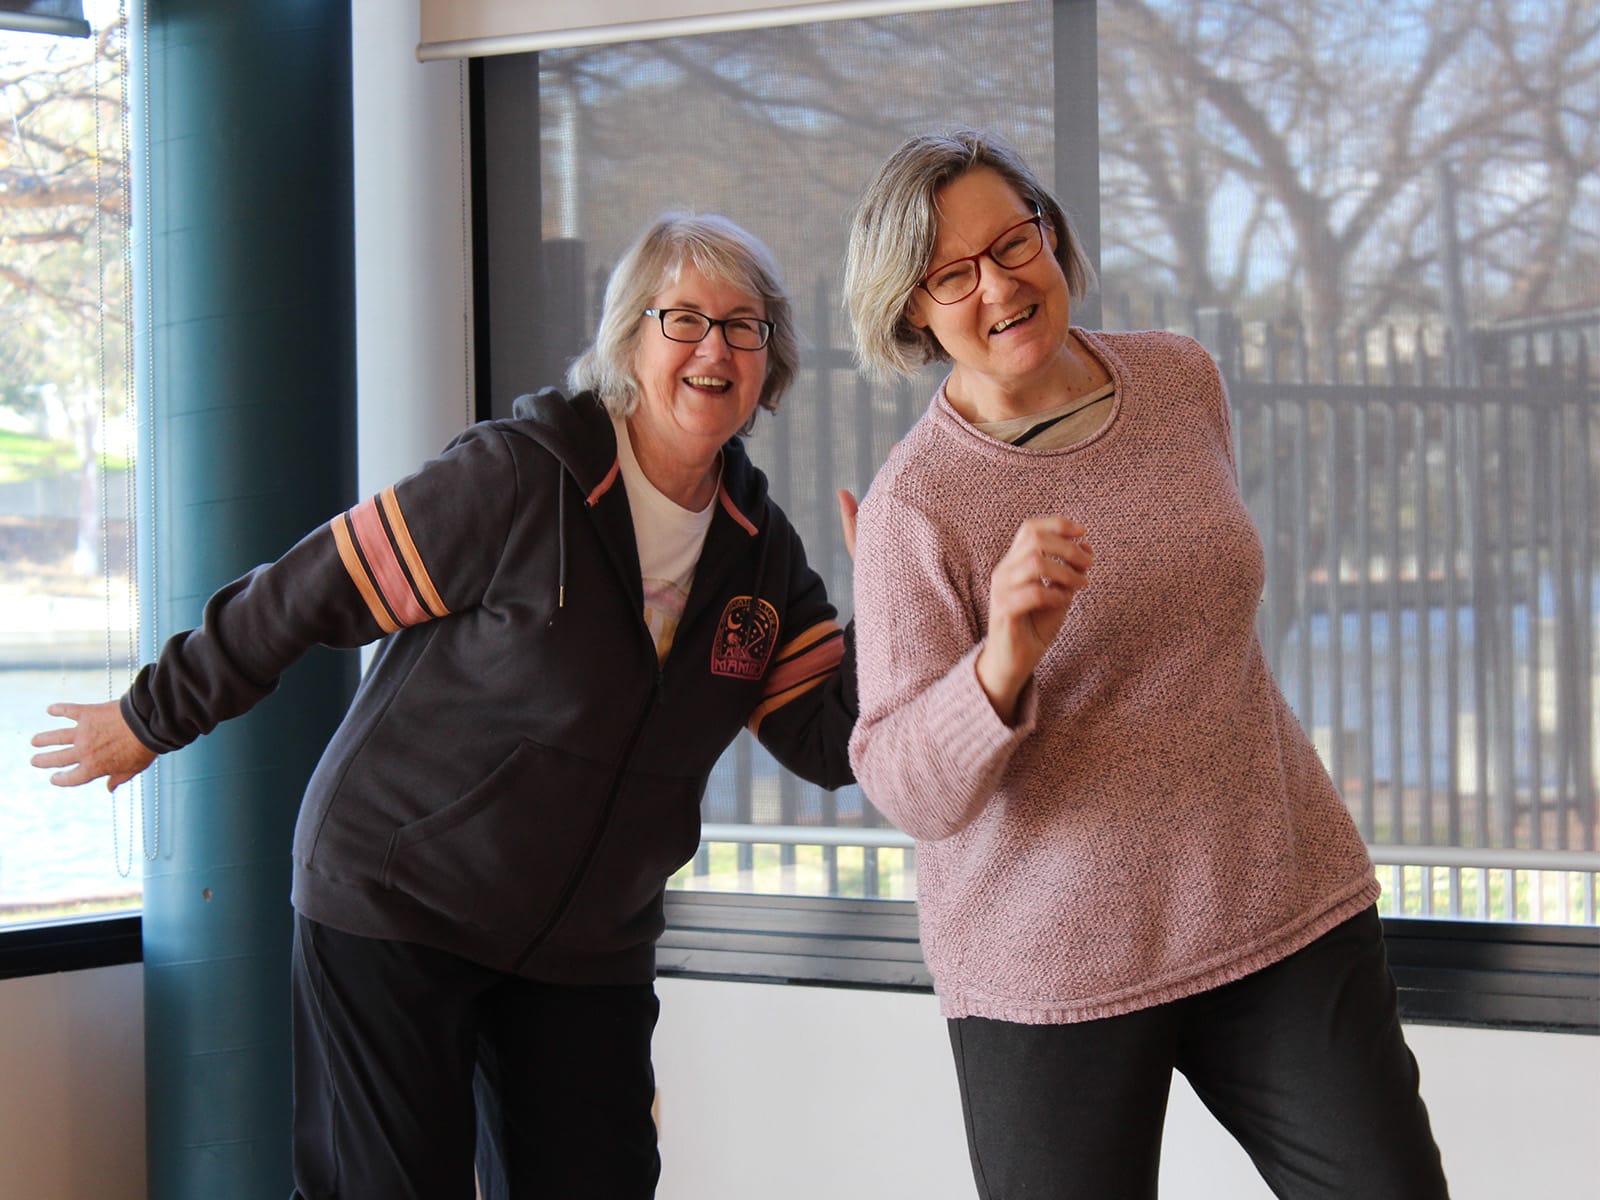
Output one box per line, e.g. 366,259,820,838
530,0,1597,924
1095,0,1598,924
536,1,1058,904
0,11,142,929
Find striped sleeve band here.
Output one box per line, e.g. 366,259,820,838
332,489,451,633
747,619,845,734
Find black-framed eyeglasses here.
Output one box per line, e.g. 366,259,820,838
643,308,775,351
918,213,1048,305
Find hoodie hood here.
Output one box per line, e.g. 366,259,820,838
509,388,620,500
508,387,770,531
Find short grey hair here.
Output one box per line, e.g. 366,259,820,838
567,212,798,430
844,127,1096,381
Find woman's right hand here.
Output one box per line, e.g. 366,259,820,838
976,516,1092,723
837,489,859,559
30,701,157,792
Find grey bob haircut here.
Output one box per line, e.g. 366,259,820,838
844,127,1096,381
567,212,798,430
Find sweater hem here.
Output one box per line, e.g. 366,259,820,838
935,876,1382,1025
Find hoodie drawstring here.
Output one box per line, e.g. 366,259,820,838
553,478,568,621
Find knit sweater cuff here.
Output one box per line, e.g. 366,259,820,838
920,644,1039,827
961,641,1040,740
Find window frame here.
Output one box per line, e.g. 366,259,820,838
0,11,142,970
657,893,1600,1034
0,914,141,981
2,900,1596,1039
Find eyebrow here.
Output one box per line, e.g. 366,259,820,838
933,212,1036,259
657,299,765,318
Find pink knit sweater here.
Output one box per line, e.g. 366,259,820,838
849,329,1380,1024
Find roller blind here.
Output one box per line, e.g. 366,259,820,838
0,0,89,37
416,0,1024,59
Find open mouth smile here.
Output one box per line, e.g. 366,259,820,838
990,306,1036,336
683,375,732,392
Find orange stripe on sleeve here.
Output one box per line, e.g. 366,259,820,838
747,675,830,735
771,619,841,664
760,629,845,698
348,497,431,628
331,515,400,635
378,486,449,619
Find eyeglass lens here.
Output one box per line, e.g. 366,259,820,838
654,309,771,350
923,217,1045,304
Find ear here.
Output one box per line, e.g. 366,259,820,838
905,292,932,331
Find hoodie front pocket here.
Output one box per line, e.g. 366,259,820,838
380,739,608,938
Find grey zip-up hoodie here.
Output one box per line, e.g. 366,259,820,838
123,388,856,982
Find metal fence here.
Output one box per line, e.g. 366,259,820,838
648,278,1600,924
1217,315,1597,923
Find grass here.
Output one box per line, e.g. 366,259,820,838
0,428,79,482
0,428,131,484
671,839,1598,923
1377,864,1599,923
669,841,916,900
0,892,141,926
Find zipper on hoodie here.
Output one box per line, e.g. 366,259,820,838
512,534,674,967
511,571,731,968
512,667,660,971
512,439,761,968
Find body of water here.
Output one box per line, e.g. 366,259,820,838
1,667,143,915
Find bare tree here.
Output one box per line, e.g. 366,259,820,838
1482,0,1600,317
1099,0,1597,369
1,20,129,575
0,23,125,323
538,10,1055,279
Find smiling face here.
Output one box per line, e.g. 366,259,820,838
630,263,770,471
906,167,1074,421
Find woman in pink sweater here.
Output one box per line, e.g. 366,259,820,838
844,128,1448,1199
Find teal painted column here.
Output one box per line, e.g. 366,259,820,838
131,2,356,1196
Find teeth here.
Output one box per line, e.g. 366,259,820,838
992,306,1036,334
685,376,731,390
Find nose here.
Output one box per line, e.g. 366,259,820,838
694,324,734,360
976,255,1021,304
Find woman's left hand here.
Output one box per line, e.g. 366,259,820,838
976,516,1093,722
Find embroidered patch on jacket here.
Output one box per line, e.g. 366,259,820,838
710,596,780,679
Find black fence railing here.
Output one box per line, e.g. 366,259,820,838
1140,295,1598,921
1227,381,1596,918
1105,291,1597,392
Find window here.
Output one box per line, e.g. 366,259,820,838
0,7,144,935
1095,0,1598,927
478,0,1598,1026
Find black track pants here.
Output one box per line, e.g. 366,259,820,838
289,914,660,1199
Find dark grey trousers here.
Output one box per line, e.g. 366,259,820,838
948,906,1449,1199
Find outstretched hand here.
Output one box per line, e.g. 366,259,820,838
31,701,156,792
837,489,859,560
